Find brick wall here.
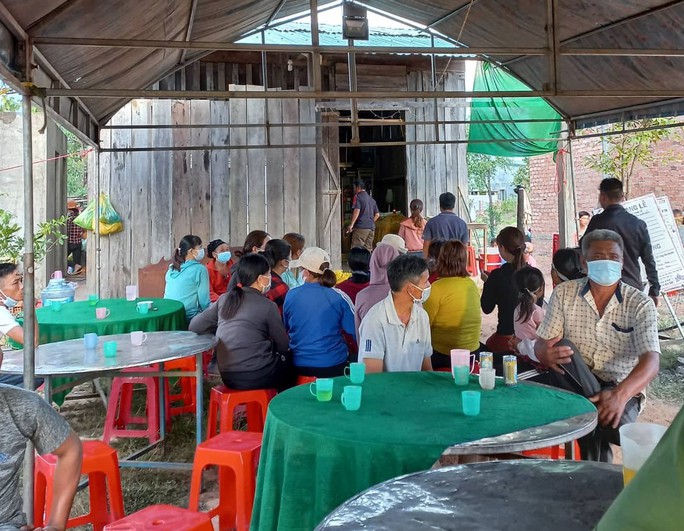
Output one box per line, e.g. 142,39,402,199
529,135,684,276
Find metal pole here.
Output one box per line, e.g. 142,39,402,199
95,149,101,297
514,186,526,233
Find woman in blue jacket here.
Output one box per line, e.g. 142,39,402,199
164,234,211,320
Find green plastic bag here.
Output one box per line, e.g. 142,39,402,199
74,193,123,235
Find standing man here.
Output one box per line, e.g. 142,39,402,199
66,200,83,275
583,178,660,305
534,229,660,462
347,179,379,252
422,192,469,257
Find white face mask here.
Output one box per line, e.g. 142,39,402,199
409,283,431,304
259,274,272,294
0,289,18,308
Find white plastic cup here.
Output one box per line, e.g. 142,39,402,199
125,285,138,301
619,422,668,485
130,331,148,347
478,368,496,390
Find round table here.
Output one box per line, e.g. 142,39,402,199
250,372,597,531
36,297,187,343
316,460,623,530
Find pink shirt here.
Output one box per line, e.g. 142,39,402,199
398,218,425,252
513,304,545,340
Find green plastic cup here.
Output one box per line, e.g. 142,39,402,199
341,385,362,411
103,340,118,358
88,294,99,306
462,390,481,416
309,378,333,402
344,362,366,384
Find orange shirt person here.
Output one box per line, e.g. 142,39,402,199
205,239,234,302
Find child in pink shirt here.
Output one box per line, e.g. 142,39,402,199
513,267,545,341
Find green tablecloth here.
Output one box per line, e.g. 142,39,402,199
36,298,187,404
251,371,596,531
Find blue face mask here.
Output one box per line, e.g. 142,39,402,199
216,251,232,264
195,248,205,262
587,260,622,286
0,289,18,308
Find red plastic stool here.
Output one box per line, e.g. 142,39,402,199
164,357,197,416
103,367,170,444
522,440,581,460
466,245,478,276
296,375,316,386
189,431,262,531
206,385,275,438
104,505,212,530
35,440,125,530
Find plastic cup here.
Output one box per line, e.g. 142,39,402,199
88,294,99,306
462,390,481,416
619,422,668,485
50,301,62,312
453,365,470,386
130,331,148,346
309,378,334,402
136,302,149,315
479,368,496,390
103,341,118,358
344,362,366,384
83,333,98,350
341,385,362,411
125,285,138,301
96,307,110,319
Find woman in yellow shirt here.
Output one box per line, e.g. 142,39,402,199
423,240,482,370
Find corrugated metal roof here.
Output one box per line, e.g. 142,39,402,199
0,0,682,135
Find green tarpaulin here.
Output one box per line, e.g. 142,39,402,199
468,62,563,157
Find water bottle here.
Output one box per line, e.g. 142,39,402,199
40,271,76,307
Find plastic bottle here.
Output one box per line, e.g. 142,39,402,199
40,271,76,307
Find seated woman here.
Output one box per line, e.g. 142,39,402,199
235,230,271,258
164,234,211,320
426,238,446,284
354,242,400,333
283,247,356,378
281,232,306,289
263,238,291,315
398,199,426,255
205,239,234,302
481,227,528,353
423,240,482,370
189,253,291,390
551,247,585,286
336,247,371,304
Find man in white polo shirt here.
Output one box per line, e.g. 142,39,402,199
359,254,433,373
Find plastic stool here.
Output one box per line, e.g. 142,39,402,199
206,385,275,438
522,440,581,460
164,357,197,416
296,375,316,386
466,245,478,276
35,440,125,530
189,431,262,531
103,367,170,444
104,505,212,530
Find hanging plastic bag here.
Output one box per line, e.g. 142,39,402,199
73,193,123,235
73,199,95,230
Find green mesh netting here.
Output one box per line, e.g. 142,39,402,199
468,62,563,157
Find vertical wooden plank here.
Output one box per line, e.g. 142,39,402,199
247,97,266,232
299,94,317,246
210,99,231,242
321,113,342,268
130,99,152,280
405,73,418,206
266,95,285,238
217,63,226,91
189,100,212,243
171,101,191,247
229,97,248,244
150,99,174,262
282,98,300,235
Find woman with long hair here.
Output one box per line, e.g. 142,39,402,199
481,226,529,353
235,230,271,258
423,240,482,370
398,199,426,255
205,239,234,302
189,253,291,390
283,247,356,377
513,266,546,341
281,232,306,288
262,238,292,314
164,234,211,320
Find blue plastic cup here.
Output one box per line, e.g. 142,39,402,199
462,390,481,417
344,362,366,384
309,378,333,402
50,301,62,312
83,333,98,350
453,365,470,386
103,341,118,358
341,385,362,411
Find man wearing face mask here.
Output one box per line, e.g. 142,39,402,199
533,229,660,462
359,254,433,373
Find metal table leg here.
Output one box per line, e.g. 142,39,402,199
196,351,203,444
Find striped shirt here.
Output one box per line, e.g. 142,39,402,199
537,279,660,384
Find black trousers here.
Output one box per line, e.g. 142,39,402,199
220,353,295,393
68,242,83,267
530,339,641,462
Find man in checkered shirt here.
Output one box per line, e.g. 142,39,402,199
534,229,660,462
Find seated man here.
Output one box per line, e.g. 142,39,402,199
0,263,40,388
534,229,660,462
0,350,82,530
359,254,433,373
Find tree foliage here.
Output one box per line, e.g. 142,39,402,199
513,158,530,191
63,128,89,198
467,153,513,237
584,118,682,199
0,208,67,264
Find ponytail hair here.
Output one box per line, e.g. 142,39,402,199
263,239,291,268
235,230,270,258
409,199,424,228
221,253,270,320
515,266,545,323
496,226,526,271
305,261,337,288
172,235,202,272
552,248,585,281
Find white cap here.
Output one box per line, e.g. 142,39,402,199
289,247,331,274
380,234,408,254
